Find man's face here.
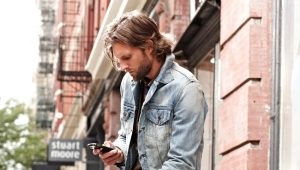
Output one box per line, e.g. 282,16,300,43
112,42,153,81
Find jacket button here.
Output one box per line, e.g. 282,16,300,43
140,154,146,159
138,127,145,133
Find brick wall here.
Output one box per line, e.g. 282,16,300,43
169,0,190,40
154,0,190,40
218,0,272,169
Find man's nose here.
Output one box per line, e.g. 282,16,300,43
119,62,129,72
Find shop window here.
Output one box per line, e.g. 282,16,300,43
194,45,220,170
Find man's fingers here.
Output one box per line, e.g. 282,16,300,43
99,149,116,159
93,149,100,155
92,141,123,166
104,151,120,164
99,149,121,165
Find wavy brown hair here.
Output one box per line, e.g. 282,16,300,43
103,11,173,69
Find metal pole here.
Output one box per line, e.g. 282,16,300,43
270,0,282,169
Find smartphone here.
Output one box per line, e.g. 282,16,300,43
87,143,114,153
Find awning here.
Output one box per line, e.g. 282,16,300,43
173,0,220,68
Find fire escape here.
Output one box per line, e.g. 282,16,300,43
36,0,56,129
56,0,93,100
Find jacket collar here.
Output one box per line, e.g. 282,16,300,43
129,54,175,105
154,54,175,84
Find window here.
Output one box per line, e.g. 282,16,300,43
194,44,221,169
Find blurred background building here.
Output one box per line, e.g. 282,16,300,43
36,0,56,129
33,0,300,170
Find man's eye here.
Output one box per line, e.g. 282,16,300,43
122,56,131,60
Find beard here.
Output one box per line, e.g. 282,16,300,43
133,54,152,81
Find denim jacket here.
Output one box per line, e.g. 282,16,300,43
113,54,208,170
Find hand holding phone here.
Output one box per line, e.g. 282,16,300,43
87,143,114,153
88,141,124,165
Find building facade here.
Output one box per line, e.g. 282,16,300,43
36,0,56,129
36,0,300,169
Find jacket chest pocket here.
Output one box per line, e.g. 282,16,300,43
145,108,172,141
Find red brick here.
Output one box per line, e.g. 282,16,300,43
218,81,267,154
169,0,190,40
221,0,263,45
220,20,263,98
218,0,272,169
217,143,268,170
104,90,121,141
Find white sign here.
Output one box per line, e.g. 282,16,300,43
48,139,82,162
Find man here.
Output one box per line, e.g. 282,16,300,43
93,11,208,170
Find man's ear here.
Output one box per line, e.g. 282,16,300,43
145,40,154,55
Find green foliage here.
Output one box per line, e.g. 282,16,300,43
0,99,47,170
